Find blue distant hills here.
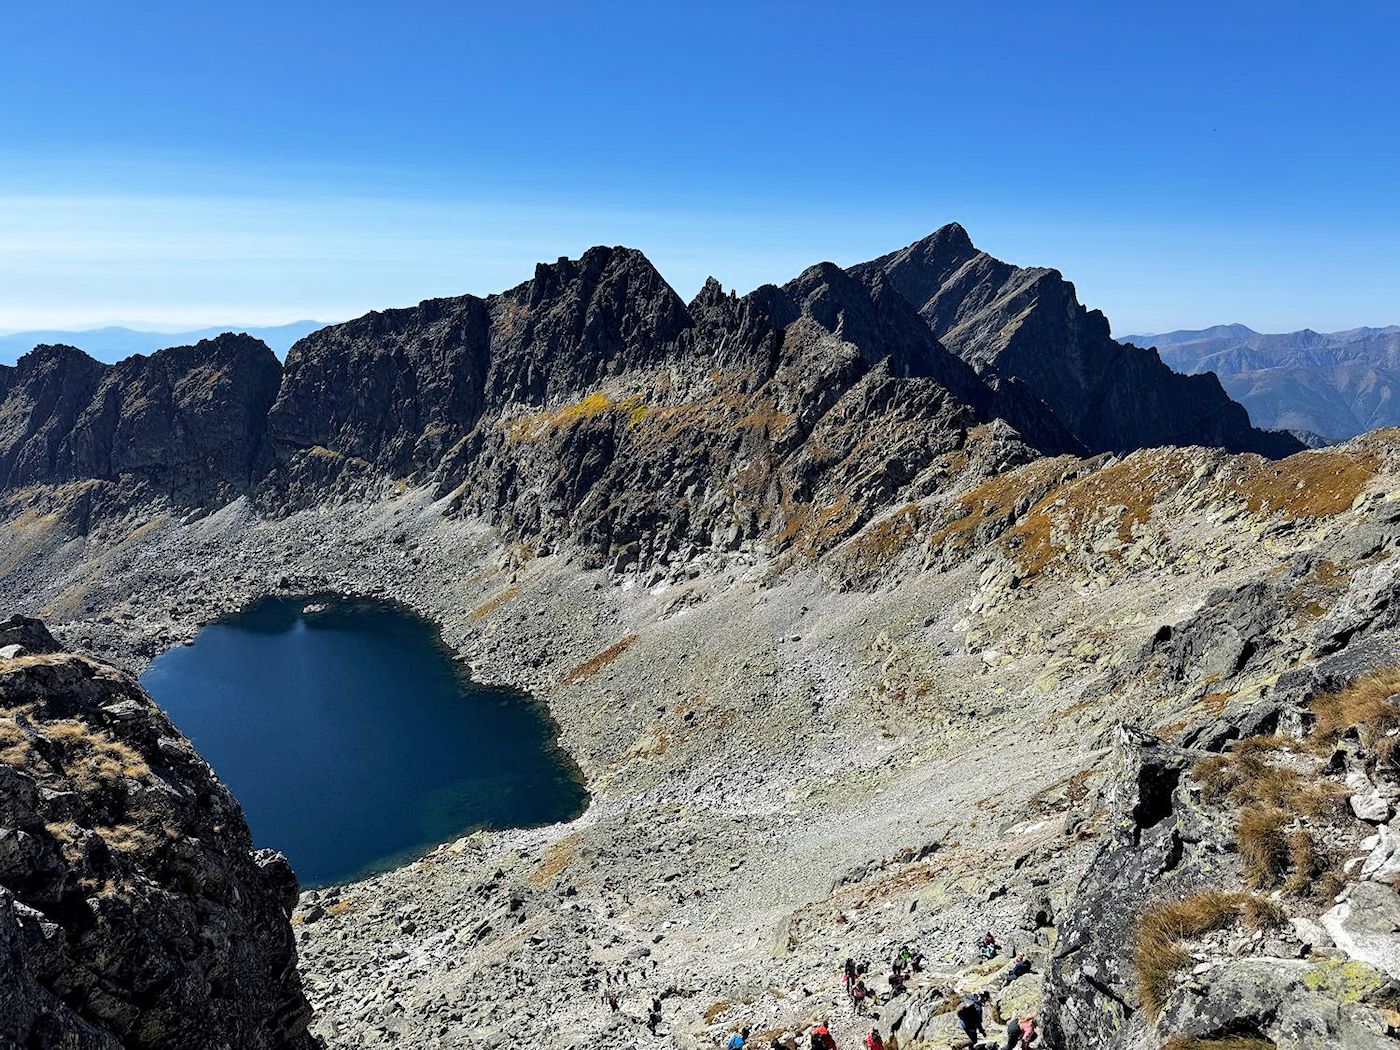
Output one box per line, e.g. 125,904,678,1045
0,321,326,366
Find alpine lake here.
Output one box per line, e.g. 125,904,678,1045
141,595,588,886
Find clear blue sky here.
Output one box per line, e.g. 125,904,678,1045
1,1,1396,333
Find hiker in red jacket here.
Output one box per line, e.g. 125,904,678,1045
810,1019,837,1049
863,1028,885,1050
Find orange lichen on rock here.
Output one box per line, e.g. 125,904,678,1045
1000,449,1200,576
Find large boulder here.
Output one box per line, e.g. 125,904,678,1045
1323,882,1400,979
1161,957,1394,1050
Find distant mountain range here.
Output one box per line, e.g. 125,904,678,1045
0,321,325,366
1121,324,1400,442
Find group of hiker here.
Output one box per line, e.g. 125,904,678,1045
607,930,1040,1048
840,946,921,1017
953,990,1039,1049
712,935,1038,1050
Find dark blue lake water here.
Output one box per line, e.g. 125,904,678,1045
140,595,587,887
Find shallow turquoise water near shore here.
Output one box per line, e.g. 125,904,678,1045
140,595,588,887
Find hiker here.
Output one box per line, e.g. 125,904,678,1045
1003,954,1031,984
955,991,989,1044
1002,1016,1023,1050
1017,1015,1038,1047
851,978,871,1014
887,965,908,997
605,992,620,1012
978,932,1000,959
843,957,859,1002
863,1028,884,1050
810,1019,837,1049
727,1026,751,1049
647,997,662,1035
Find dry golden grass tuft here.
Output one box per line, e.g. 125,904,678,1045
98,822,157,853
560,634,639,686
505,392,649,442
1161,1038,1277,1050
1235,807,1290,888
1194,746,1344,821
1134,891,1284,1015
41,718,148,788
1193,737,1349,894
1281,827,1346,900
0,709,34,767
1309,666,1400,764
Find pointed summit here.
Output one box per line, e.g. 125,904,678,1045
848,223,983,313
853,232,1303,457
917,221,975,255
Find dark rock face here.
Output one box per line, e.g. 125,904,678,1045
0,345,108,489
425,251,1076,572
851,224,1305,457
266,246,693,481
0,334,281,503
0,635,315,1049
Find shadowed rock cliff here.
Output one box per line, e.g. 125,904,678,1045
0,334,281,504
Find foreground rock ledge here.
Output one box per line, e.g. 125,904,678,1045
0,615,315,1050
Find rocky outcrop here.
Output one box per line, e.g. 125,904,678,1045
0,334,281,504
0,620,315,1049
424,254,1081,572
851,224,1305,457
1045,641,1400,1050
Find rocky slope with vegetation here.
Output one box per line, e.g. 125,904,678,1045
0,616,314,1049
0,227,1294,574
3,230,1397,1049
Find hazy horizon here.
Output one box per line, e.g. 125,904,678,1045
3,3,1397,335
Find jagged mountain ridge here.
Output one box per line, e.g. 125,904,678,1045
851,224,1302,457
0,230,1296,571
1124,324,1400,441
0,334,281,510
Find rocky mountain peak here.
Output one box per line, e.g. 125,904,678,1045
853,226,1304,457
